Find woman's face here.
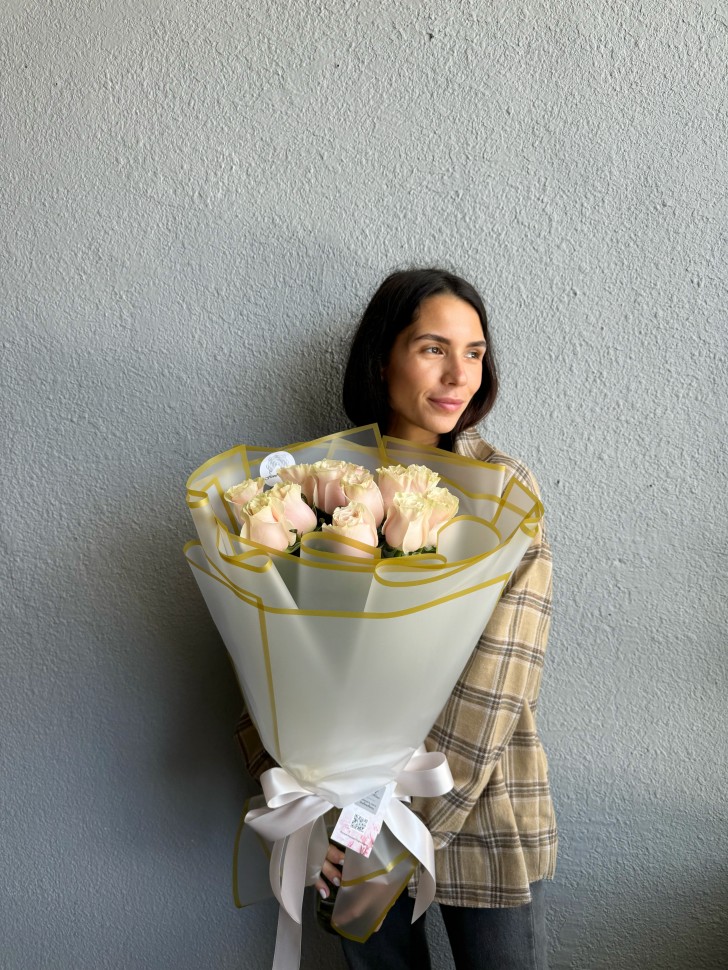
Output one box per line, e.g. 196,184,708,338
383,294,485,445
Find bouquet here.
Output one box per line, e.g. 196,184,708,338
184,426,542,969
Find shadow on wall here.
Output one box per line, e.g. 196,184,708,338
33,310,360,963
551,871,728,970
63,469,256,843
627,880,728,970
82,309,352,823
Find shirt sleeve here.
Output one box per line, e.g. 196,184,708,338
412,468,553,847
234,707,278,782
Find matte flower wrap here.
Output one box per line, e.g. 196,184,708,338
184,426,544,970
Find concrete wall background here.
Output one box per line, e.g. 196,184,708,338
1,1,725,967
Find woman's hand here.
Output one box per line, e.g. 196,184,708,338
314,842,346,898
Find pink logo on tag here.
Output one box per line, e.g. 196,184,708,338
331,784,395,858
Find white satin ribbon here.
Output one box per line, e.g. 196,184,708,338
243,749,453,970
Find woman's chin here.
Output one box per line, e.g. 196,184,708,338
387,410,462,444
429,414,460,436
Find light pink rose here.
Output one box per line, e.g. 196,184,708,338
321,502,378,558
377,464,441,512
376,465,411,512
405,464,441,495
382,493,432,554
342,469,385,527
278,463,315,504
425,487,459,546
267,482,317,535
308,459,364,514
239,493,296,551
224,478,265,527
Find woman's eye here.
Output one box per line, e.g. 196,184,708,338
421,346,482,359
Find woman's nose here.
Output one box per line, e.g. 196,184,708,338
443,360,467,385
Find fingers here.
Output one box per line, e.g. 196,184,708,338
326,843,346,868
314,877,330,898
314,843,346,899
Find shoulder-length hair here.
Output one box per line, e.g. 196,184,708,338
342,268,498,444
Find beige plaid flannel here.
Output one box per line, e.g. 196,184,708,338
235,428,557,908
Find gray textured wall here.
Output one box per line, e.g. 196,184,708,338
2,1,726,968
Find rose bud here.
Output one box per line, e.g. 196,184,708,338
376,465,412,512
405,464,441,495
321,502,379,558
224,478,265,528
382,493,432,554
239,493,296,551
342,468,385,527
278,463,315,505
425,487,459,547
267,482,317,535
309,459,362,515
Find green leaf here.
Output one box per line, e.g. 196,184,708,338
381,542,437,558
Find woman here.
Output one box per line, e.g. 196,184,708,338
237,268,557,970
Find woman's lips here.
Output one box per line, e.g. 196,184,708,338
429,397,464,413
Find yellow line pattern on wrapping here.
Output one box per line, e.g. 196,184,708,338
186,542,511,618
232,799,273,909
258,608,281,761
184,544,282,757
382,433,508,469
339,849,412,887
434,472,542,512
300,532,383,561
185,427,542,575
332,863,418,943
187,473,240,532
210,508,531,590
244,424,388,469
186,443,250,488
211,504,536,579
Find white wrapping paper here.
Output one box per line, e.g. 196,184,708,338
184,426,543,965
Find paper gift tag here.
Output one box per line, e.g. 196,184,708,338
331,783,395,858
259,451,296,486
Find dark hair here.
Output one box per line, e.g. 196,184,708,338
342,268,498,447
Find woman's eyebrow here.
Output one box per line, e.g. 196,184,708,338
413,332,487,348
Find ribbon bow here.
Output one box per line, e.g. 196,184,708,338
243,749,453,970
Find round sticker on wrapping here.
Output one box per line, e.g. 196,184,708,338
260,451,296,486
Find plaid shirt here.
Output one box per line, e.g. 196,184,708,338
235,428,557,908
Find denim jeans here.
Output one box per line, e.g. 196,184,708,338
340,882,548,970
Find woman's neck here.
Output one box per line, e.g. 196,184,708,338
438,431,455,452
